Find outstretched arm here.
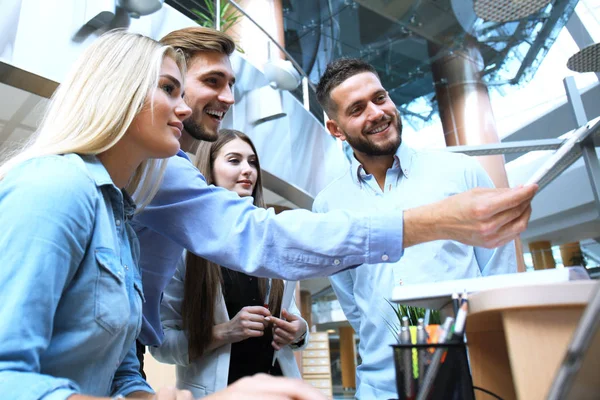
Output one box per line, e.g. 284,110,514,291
137,156,536,283
404,184,537,249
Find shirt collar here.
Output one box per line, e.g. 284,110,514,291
75,154,114,187
350,141,413,185
74,154,137,219
397,141,414,178
176,149,191,162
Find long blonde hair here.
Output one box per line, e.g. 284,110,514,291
0,30,186,207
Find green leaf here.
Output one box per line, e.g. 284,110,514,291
191,1,244,33
191,8,208,18
221,2,230,17
384,316,401,344
205,0,214,14
386,299,441,326
222,21,234,32
196,13,212,22
191,8,214,25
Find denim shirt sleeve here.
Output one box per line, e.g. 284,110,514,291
135,156,405,280
465,157,517,275
111,342,154,397
0,158,96,399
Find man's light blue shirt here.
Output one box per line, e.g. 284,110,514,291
132,151,406,346
0,154,152,399
313,143,516,399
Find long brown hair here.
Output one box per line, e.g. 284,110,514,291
182,129,284,360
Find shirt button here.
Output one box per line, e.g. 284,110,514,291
333,259,341,266
124,265,129,270
115,219,121,226
381,254,389,261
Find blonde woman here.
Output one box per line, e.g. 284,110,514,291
0,31,193,399
150,130,308,398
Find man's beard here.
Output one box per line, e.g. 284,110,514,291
183,109,219,142
345,118,402,156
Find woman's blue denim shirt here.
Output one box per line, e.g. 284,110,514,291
0,154,153,399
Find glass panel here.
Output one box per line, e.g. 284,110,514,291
282,0,580,112
167,0,599,136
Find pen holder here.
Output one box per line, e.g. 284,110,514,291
391,342,474,400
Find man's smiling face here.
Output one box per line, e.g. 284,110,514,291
327,71,402,157
182,51,236,142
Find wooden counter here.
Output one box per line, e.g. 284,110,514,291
466,280,599,400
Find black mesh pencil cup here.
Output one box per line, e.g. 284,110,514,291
391,342,474,400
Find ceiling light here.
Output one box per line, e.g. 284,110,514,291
474,0,551,22
246,85,287,125
263,59,301,91
567,43,600,73
116,0,164,18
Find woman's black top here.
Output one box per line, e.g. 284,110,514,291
221,267,283,384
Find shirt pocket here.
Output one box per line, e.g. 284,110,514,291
95,247,130,334
431,240,479,279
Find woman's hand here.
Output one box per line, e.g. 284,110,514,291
268,309,307,350
216,306,271,344
204,374,327,400
152,387,195,399
68,387,195,399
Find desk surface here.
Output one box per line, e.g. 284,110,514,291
390,267,589,309
468,280,598,315
465,280,600,400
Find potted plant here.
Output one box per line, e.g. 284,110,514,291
192,0,243,33
385,299,441,343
